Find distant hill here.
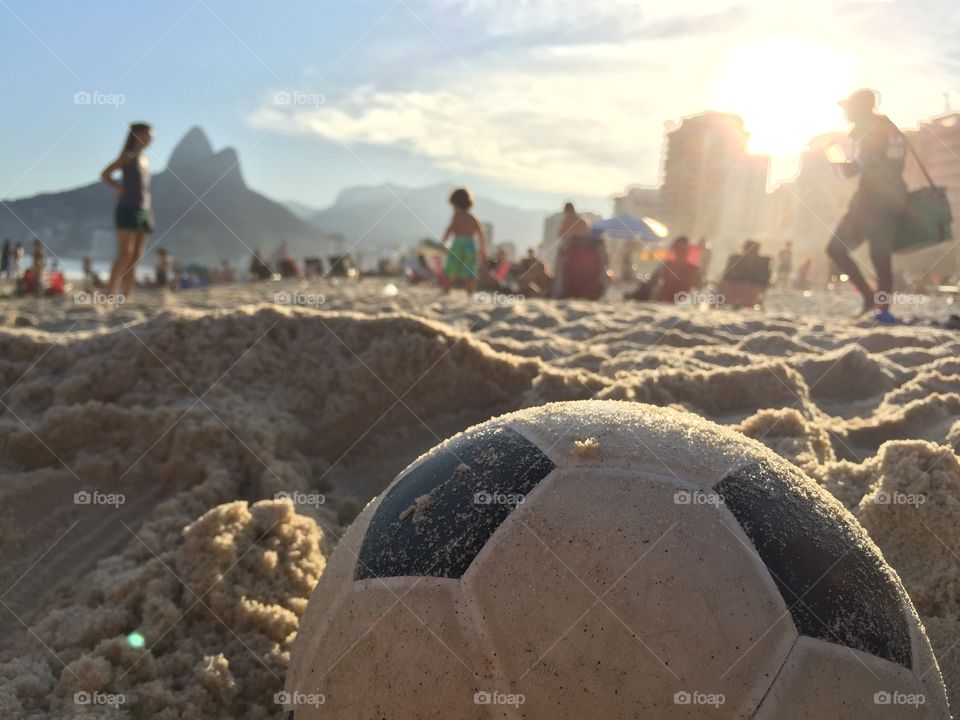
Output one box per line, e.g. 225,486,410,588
284,200,321,220
307,184,550,252
0,127,332,265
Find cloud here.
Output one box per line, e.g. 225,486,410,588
247,5,762,195
250,73,657,195
250,0,960,195
422,2,751,50
634,6,751,39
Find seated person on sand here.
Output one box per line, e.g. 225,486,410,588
220,260,235,283
82,256,105,290
273,243,302,279
478,257,502,292
249,248,273,280
718,239,772,308
654,236,700,303
517,249,553,298
402,254,434,284
626,236,698,303
277,257,301,279
155,248,173,288
478,249,512,292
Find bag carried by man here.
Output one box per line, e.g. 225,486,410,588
895,133,953,253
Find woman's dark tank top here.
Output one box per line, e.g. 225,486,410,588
119,154,151,209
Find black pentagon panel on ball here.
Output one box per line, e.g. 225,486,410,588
716,461,913,669
356,425,556,580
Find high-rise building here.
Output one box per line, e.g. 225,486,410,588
660,113,770,257
612,186,662,221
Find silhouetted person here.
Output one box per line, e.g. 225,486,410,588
696,237,712,287
12,242,24,280
155,248,172,288
719,239,771,308
102,122,155,300
777,241,793,287
826,89,907,320
558,202,591,243
250,248,272,280
82,256,104,289
220,259,235,283
0,239,10,279
31,238,46,297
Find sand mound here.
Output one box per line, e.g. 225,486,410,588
735,330,817,355
2,280,959,715
738,407,836,474
599,359,810,418
855,441,960,617
1,494,323,720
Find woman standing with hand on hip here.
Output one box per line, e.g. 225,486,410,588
101,122,155,300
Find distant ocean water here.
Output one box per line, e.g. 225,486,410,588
47,257,111,280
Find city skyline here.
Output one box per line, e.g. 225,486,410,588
2,0,959,215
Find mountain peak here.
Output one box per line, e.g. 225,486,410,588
167,126,214,171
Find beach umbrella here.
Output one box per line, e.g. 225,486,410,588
591,213,669,242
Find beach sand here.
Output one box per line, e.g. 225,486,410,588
1,279,959,717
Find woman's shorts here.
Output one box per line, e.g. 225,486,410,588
115,205,155,233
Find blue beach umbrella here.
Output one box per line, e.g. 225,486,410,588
591,213,669,242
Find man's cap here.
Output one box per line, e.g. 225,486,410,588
839,88,878,110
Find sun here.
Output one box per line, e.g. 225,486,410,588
713,34,861,181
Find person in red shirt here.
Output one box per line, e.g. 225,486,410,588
656,236,700,303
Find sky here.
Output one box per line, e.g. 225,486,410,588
1,0,959,215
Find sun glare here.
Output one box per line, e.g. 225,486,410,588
713,35,861,181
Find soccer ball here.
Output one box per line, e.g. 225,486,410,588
283,401,949,719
